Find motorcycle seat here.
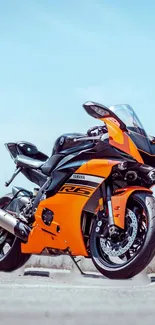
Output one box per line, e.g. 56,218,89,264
41,154,65,175
15,153,65,175
15,155,45,169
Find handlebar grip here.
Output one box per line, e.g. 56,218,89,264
87,126,100,136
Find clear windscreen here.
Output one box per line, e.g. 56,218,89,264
109,104,147,137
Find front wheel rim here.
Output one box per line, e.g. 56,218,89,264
91,197,148,269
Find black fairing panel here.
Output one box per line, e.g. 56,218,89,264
46,152,89,197
57,141,132,164
129,132,155,167
129,132,151,154
52,133,94,155
46,169,74,197
46,141,134,198
21,168,47,187
150,143,155,155
139,150,155,168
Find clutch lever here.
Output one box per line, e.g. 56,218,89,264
73,133,109,142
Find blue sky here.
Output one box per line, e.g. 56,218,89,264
0,0,155,194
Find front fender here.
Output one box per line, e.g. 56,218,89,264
111,186,153,229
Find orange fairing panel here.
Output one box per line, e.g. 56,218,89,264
75,159,120,177
21,191,92,256
100,118,144,164
22,159,120,256
21,225,65,254
111,186,152,229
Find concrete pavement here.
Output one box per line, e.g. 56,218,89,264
0,270,155,325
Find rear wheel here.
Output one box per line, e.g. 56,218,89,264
89,192,155,279
0,194,31,272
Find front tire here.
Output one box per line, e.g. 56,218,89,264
0,194,31,272
89,192,155,279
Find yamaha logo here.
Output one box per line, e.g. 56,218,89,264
72,174,85,180
59,137,65,145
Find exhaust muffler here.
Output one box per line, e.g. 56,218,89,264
0,208,31,242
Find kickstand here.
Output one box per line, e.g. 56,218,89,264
66,248,104,279
66,248,85,275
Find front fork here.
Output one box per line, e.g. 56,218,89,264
104,184,120,237
106,185,115,226
100,185,153,230
97,183,114,226
96,183,116,237
97,183,153,233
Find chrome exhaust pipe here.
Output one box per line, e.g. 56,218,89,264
0,208,31,242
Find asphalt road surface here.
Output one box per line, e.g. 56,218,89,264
0,270,155,325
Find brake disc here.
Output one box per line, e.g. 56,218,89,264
99,209,138,257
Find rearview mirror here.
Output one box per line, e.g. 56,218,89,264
83,101,127,131
83,101,111,118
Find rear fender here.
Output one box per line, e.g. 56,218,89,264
111,186,153,229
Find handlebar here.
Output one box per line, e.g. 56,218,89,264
65,125,109,144
66,132,109,143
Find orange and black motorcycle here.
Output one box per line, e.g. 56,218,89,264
0,101,155,279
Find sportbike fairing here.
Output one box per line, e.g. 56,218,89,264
1,99,155,280
21,143,125,256
109,104,155,161
83,101,155,167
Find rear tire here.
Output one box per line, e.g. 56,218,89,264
0,194,31,272
89,192,155,279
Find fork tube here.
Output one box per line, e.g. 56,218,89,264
106,185,114,226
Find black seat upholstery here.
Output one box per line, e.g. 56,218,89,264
17,141,48,161
15,154,65,176
41,154,65,175
15,155,45,169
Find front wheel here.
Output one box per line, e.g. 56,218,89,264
89,192,155,279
